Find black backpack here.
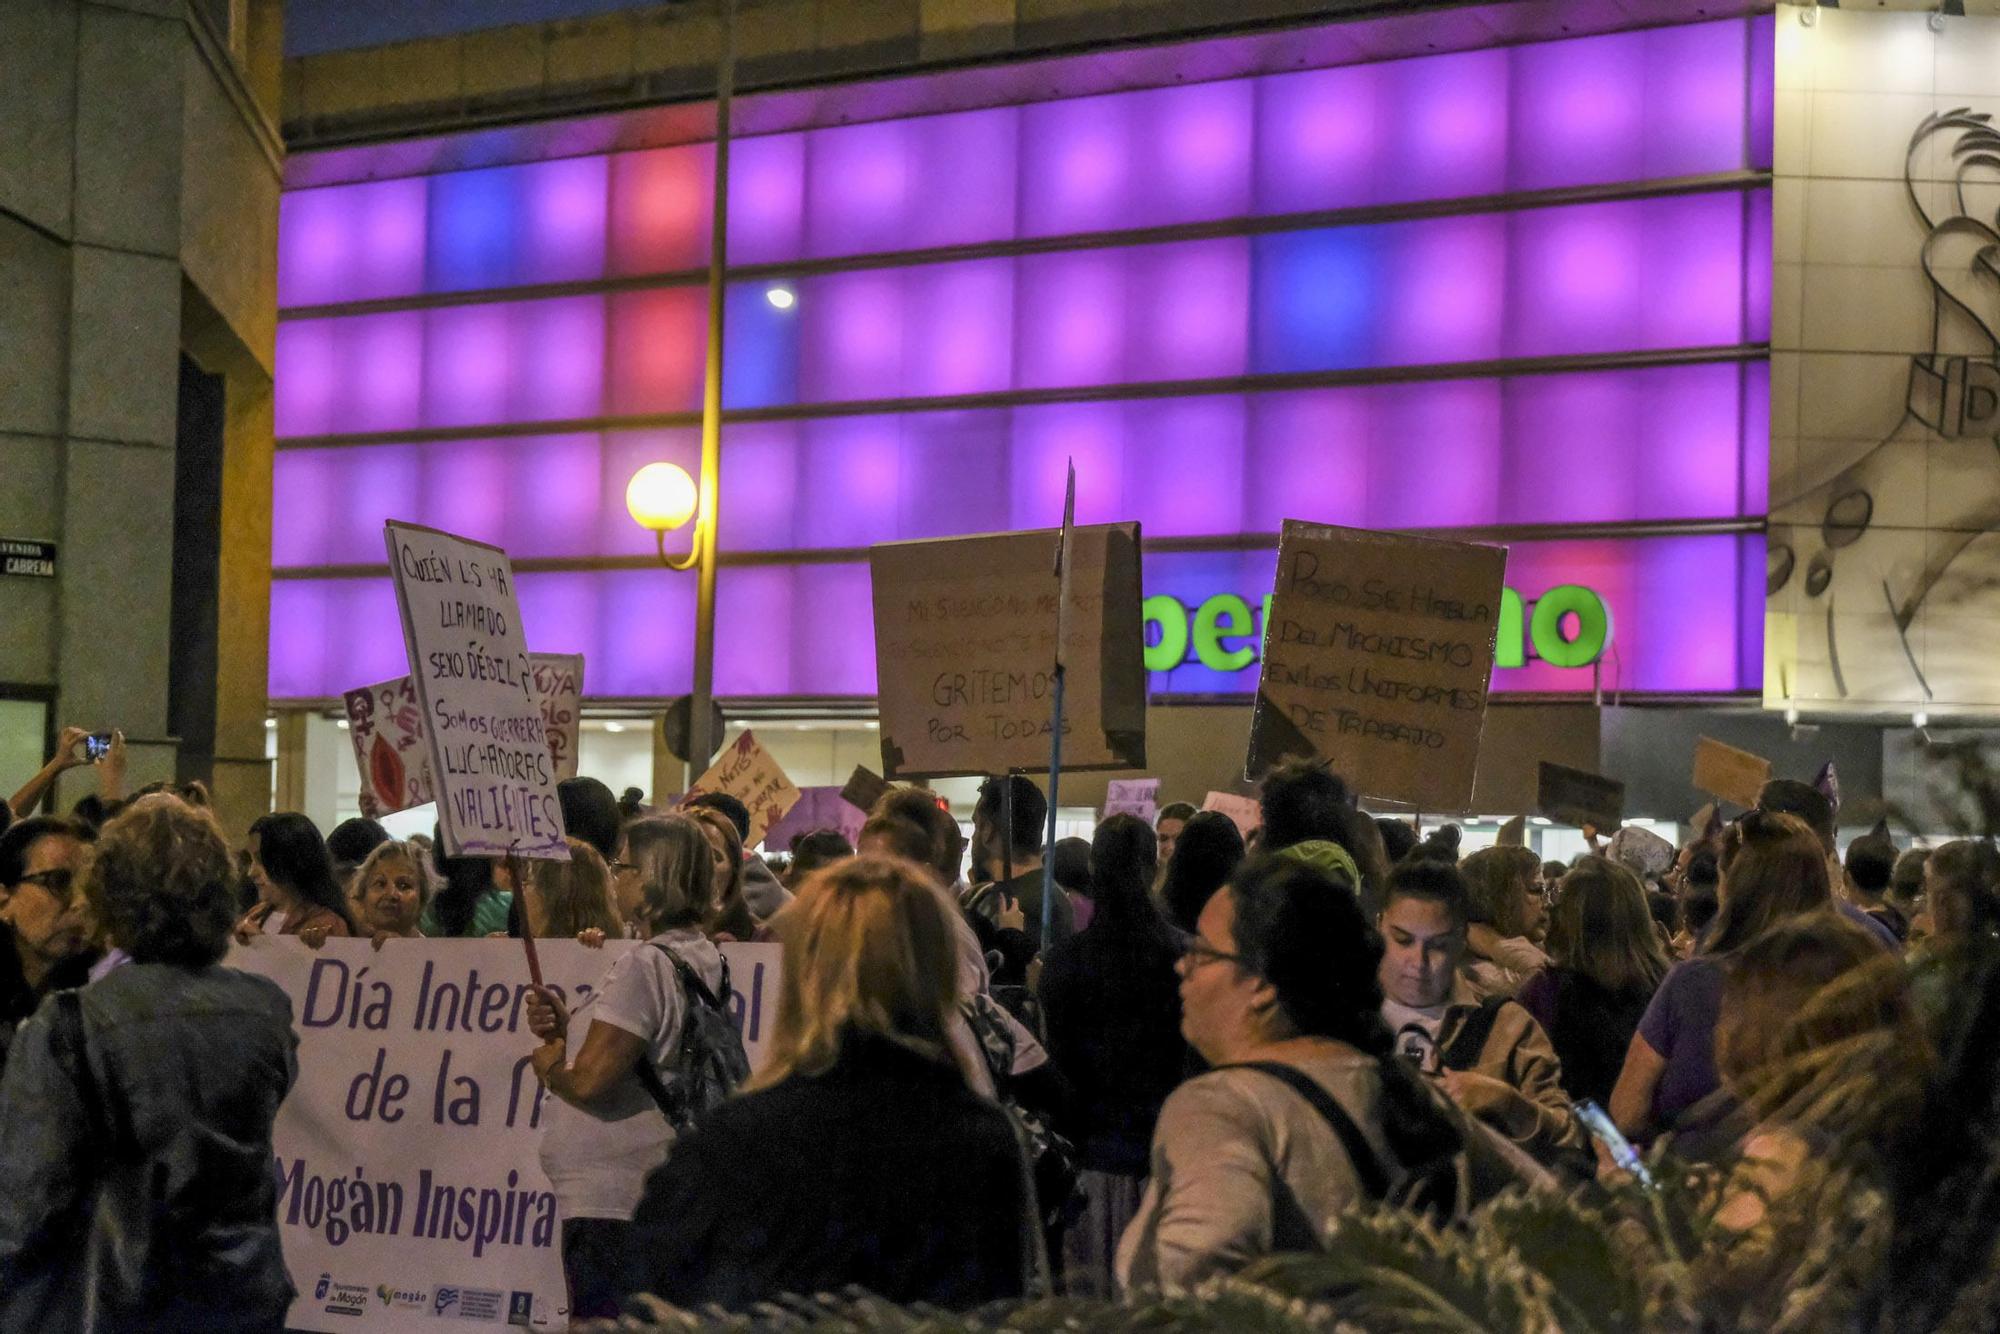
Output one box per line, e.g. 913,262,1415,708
631,944,750,1132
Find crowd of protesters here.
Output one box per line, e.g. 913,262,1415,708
0,721,1989,1327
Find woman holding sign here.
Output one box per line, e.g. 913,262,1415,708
525,813,746,1321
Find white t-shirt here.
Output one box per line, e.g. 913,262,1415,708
538,928,726,1221
1381,997,1448,1075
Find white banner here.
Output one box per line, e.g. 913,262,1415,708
228,937,781,1332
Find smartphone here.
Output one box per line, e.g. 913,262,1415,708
84,732,113,763
1574,1098,1656,1190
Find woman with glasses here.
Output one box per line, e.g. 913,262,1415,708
0,817,96,1072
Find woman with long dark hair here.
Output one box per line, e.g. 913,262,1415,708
1157,810,1244,934
234,811,355,942
422,829,513,938
1116,856,1539,1291
1038,814,1185,1295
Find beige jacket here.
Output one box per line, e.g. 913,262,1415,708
1432,976,1589,1174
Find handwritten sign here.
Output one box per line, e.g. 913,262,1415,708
385,521,567,860
343,676,435,817
527,653,584,783
1201,790,1262,839
762,787,868,854
840,765,892,815
1693,736,1772,809
1103,777,1161,824
1538,761,1626,832
869,522,1146,779
229,937,779,1334
684,730,801,849
1247,521,1506,812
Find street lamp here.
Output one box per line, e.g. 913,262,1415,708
625,462,702,569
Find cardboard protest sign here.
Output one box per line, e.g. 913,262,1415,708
762,786,868,854
840,764,892,815
1693,736,1772,809
343,676,435,816
527,653,584,783
869,522,1146,779
1103,777,1160,824
384,522,567,860
1537,761,1626,832
1247,521,1506,812
683,730,801,849
1496,815,1527,847
229,937,779,1334
1202,790,1262,838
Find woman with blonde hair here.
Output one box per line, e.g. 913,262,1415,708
1459,844,1549,997
352,838,428,941
622,855,1032,1312
685,804,755,941
525,813,741,1320
1518,857,1670,1105
519,838,623,941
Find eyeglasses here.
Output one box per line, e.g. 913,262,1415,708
1180,938,1248,971
17,868,75,904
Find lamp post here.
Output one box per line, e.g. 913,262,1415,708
627,0,735,783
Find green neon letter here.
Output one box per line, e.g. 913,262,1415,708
1496,587,1525,668
1143,595,1190,673
1529,585,1611,668
1193,594,1257,672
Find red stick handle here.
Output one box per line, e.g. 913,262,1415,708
507,843,544,988
521,928,545,989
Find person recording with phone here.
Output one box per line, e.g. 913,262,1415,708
8,727,125,821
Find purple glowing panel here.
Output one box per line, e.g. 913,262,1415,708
496,433,605,557
1643,192,1750,350
511,296,608,422
536,569,697,697
514,572,606,679
904,109,1019,251
277,178,427,308
759,562,874,695
1124,239,1250,385
713,422,799,552
1018,91,1136,238
1745,187,1772,343
342,313,425,436
797,267,905,403
1377,214,1506,366
1127,82,1255,226
1739,360,1770,512
1643,21,1756,178
1630,362,1761,522
1747,14,1775,171
1253,63,1385,216
273,321,339,438
269,449,337,568
268,579,407,697
1388,49,1510,203
797,417,902,549
1508,201,1645,354
1009,402,1125,528
1013,250,1127,390
896,411,1011,540
420,304,513,428
1122,397,1247,536
1243,391,1374,532
1370,380,1502,529
803,120,914,259
1512,33,1645,191
417,439,511,546
901,259,1015,398
519,156,610,285
726,133,806,266
713,566,797,695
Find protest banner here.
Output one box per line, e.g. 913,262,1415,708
343,676,435,817
683,730,801,849
762,786,868,853
385,522,567,860
228,937,780,1333
869,522,1146,779
1693,736,1772,809
527,654,585,784
1247,521,1506,812
1495,815,1527,847
1201,790,1261,838
1102,777,1160,824
839,765,892,814
1537,761,1627,832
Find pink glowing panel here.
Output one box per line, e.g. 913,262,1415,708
510,296,607,422
1378,214,1506,366
1643,21,1753,179
274,321,339,438
1371,380,1503,529
269,449,338,567
1511,33,1645,191
898,410,1011,539
712,565,795,694
338,313,425,435
1013,250,1126,389
803,120,913,259
1009,402,1126,528
714,421,799,551
608,143,715,276
607,287,707,414
1254,64,1385,215
1642,191,1749,348
1125,239,1250,383
278,178,428,307
519,156,609,285
1507,201,1645,355
797,417,902,548
1018,92,1135,238
905,108,1020,250
726,133,806,266
421,304,513,428
901,259,1014,398
602,428,703,557
1243,390,1374,531
1128,82,1255,226
797,268,907,404
268,578,408,697
1385,48,1509,202
1121,397,1247,536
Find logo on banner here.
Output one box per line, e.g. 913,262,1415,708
508,1290,535,1326
377,1283,432,1311
315,1273,370,1317
435,1287,460,1317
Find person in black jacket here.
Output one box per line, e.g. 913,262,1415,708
623,854,1032,1312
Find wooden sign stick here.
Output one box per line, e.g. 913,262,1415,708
508,842,544,989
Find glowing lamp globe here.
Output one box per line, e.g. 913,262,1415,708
626,462,698,532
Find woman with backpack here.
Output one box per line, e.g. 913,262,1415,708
526,813,748,1322
1117,856,1541,1292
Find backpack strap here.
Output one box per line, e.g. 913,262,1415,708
1440,996,1514,1073
1218,1061,1393,1202
627,944,729,1122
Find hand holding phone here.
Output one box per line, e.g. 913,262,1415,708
84,732,113,763
1574,1098,1655,1190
